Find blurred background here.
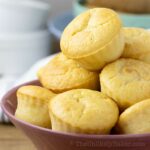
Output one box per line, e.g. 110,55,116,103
44,0,73,17
0,0,149,149
0,0,150,78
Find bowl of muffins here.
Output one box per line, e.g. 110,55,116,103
2,8,150,150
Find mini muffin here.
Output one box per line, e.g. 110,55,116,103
116,99,150,134
122,27,150,64
100,58,150,111
49,89,119,134
61,8,124,71
15,86,55,128
37,53,99,93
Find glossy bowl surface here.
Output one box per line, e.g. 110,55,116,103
1,80,150,150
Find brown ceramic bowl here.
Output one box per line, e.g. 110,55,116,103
1,80,150,150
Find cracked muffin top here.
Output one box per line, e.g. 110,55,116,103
49,89,119,134
100,58,150,111
61,8,122,58
37,53,99,93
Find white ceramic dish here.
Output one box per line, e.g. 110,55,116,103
0,30,51,75
0,0,50,32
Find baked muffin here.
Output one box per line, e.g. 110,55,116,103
87,0,150,13
37,53,99,93
122,28,150,64
116,99,150,134
100,58,150,111
49,89,119,134
15,85,55,128
61,8,124,71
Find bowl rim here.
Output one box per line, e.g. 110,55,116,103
2,80,150,139
74,0,150,16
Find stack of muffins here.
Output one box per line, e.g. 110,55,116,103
15,8,150,135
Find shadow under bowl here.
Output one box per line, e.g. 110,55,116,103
1,80,150,150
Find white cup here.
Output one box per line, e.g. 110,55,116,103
0,0,50,32
0,30,51,75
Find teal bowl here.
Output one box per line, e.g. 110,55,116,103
73,0,150,29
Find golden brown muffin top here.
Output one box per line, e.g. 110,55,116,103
61,8,122,58
50,89,119,130
17,85,55,102
116,99,150,134
100,58,150,110
122,27,150,63
37,53,99,92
